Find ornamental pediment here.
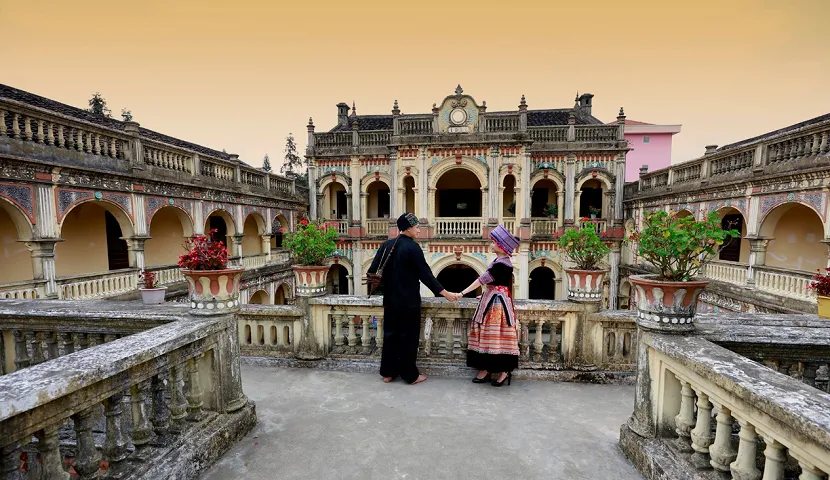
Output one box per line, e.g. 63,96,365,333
435,85,482,134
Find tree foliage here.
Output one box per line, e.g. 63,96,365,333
121,108,133,122
262,154,272,172
282,220,338,266
88,92,112,118
281,133,307,174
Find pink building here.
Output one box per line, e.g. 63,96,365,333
619,120,682,182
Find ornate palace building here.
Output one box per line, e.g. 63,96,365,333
622,112,830,314
306,86,628,303
0,84,306,305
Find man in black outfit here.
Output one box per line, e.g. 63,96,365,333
368,213,459,384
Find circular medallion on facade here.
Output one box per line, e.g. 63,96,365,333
94,191,103,200
168,198,175,205
450,108,467,125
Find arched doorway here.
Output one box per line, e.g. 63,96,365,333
249,290,270,305
435,169,482,217
145,206,193,267
437,264,482,298
56,202,133,276
271,214,289,249
404,176,416,215
274,283,291,305
716,208,748,263
0,199,34,284
322,181,348,220
529,266,556,300
205,210,235,248
531,179,558,218
760,203,826,272
619,280,632,310
579,179,603,219
366,181,390,220
327,264,349,294
503,175,516,218
242,213,265,255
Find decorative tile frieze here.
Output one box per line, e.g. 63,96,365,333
759,191,828,221
146,196,194,225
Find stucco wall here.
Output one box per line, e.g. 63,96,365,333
145,207,187,267
624,133,673,182
242,217,262,255
0,207,33,283
55,203,110,276
766,204,826,272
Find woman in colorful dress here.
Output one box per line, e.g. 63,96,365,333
459,225,520,387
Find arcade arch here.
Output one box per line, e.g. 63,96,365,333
759,203,827,272
715,207,749,263
56,201,134,277
271,214,289,249
0,198,35,283
145,206,193,267
249,290,271,305
204,210,236,248
434,168,482,218
242,212,266,255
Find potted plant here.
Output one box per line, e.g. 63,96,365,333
507,201,516,216
543,203,558,218
808,268,830,319
282,219,338,296
629,210,739,331
138,270,166,305
558,221,610,303
588,205,601,220
178,229,244,313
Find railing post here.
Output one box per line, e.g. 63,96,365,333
124,121,144,171
518,95,527,133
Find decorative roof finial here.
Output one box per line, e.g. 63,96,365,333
392,99,400,115
308,117,313,125
618,107,625,117
351,101,357,117
520,95,526,106
455,84,463,95
394,99,399,109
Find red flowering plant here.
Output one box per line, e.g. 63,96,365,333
177,229,229,270
808,268,830,297
139,270,157,289
282,219,338,266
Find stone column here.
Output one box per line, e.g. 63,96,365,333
352,247,363,296
232,234,244,259
350,157,361,226
193,200,204,235
211,314,249,413
26,240,60,298
418,149,428,221
261,235,272,261
488,147,499,219
615,109,626,227
124,237,149,270
389,148,398,220
557,191,565,226
133,193,149,237
518,243,529,299
608,242,621,310
746,238,769,286
823,239,830,269
34,183,58,239
573,190,582,222
308,164,318,220
564,153,576,225
519,151,531,221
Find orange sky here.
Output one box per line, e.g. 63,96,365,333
2,0,828,170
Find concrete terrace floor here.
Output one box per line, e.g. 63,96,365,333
201,365,642,480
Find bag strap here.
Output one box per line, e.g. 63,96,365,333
376,236,400,275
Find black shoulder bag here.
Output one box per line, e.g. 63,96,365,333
363,237,400,296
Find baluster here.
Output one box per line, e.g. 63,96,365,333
519,320,529,361
0,110,5,136
76,130,84,152
708,404,737,471
347,315,358,353
452,318,463,357
788,140,797,161
186,354,204,421
437,318,449,356
376,316,384,351
11,113,20,138
533,319,544,361
361,315,372,354
760,435,786,480
27,331,45,365
36,119,44,143
93,133,101,154
152,372,171,440
22,116,32,140
12,330,30,370
729,420,761,480
109,137,117,157
46,122,54,145
819,131,829,154
103,392,130,465
423,316,432,356
57,125,65,148
72,406,102,479
690,389,714,469
0,442,23,480
169,363,188,434
36,426,69,479
45,332,59,360
549,321,560,361
811,133,821,156
795,459,826,480
673,380,695,453
131,379,154,453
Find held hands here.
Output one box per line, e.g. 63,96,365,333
440,291,464,302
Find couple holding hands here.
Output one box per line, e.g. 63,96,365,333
367,213,519,387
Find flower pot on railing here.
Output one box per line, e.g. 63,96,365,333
565,268,607,303
181,268,244,312
292,265,329,297
629,274,709,333
139,287,167,305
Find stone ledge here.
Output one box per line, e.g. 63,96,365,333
241,356,635,385
619,423,721,480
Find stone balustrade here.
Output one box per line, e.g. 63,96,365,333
530,218,558,236
365,219,389,236
0,300,255,479
702,260,749,285
241,253,268,269
146,264,185,286
398,117,433,135
502,217,516,235
527,126,568,142
57,268,139,300
434,217,484,238
237,305,303,356
754,265,814,301
484,114,519,133
631,114,830,196
0,280,44,300
143,142,193,174
574,125,618,142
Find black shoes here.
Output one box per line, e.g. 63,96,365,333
491,372,512,387
472,373,491,383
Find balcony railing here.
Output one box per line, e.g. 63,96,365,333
531,218,558,236
57,268,139,300
577,219,608,233
701,260,749,285
754,265,815,302
366,219,389,236
502,217,516,235
242,253,268,269
0,279,44,299
146,264,185,286
435,217,484,238
329,219,348,236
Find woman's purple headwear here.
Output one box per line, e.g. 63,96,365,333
489,225,520,255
